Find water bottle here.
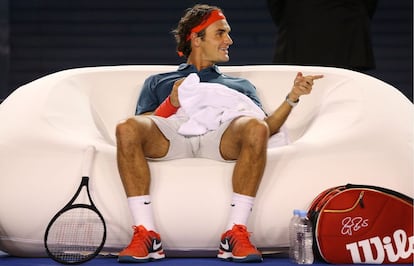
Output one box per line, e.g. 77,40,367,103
289,209,300,261
291,210,314,264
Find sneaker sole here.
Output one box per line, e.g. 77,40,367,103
218,252,263,263
118,251,165,263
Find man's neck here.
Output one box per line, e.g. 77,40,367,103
186,54,215,72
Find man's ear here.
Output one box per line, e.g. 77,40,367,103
191,33,202,47
188,32,197,40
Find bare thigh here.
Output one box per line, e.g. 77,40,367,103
220,116,269,160
131,116,170,159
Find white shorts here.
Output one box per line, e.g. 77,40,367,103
143,115,234,162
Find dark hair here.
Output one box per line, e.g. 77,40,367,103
172,4,223,58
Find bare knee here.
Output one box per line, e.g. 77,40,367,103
116,117,169,158
242,119,269,151
116,118,146,149
116,118,135,139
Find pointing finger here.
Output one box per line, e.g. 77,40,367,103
311,74,324,80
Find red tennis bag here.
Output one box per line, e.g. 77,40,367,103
308,184,413,264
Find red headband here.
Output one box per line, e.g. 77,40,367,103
186,10,226,41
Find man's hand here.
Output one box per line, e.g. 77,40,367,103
170,78,185,107
288,72,324,102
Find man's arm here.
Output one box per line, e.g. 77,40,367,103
140,78,183,117
265,72,323,136
168,78,183,108
152,78,183,117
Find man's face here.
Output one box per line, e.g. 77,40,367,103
199,19,233,64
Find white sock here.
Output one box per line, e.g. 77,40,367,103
225,193,255,231
127,195,156,231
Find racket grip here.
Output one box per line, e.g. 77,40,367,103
82,145,96,177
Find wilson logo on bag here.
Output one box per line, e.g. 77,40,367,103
308,184,413,264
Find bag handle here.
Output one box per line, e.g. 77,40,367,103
323,191,364,213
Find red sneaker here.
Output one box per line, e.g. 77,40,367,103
118,225,165,263
217,224,263,262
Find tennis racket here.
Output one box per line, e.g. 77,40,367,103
44,146,106,264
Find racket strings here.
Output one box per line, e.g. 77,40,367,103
46,207,105,263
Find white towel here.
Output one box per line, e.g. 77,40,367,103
176,73,266,136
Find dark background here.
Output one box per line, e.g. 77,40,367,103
0,0,412,102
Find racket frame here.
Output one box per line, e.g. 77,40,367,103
44,147,106,264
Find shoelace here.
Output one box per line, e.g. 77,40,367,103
229,225,255,249
126,226,151,249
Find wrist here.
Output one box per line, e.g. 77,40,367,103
154,95,179,117
285,93,299,107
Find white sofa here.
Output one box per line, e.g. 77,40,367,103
0,65,412,257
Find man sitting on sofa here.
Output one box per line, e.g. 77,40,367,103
115,3,323,263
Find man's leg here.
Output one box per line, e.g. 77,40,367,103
217,117,269,263
220,117,269,196
116,116,169,263
116,116,169,196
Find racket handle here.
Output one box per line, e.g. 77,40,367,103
82,145,96,177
